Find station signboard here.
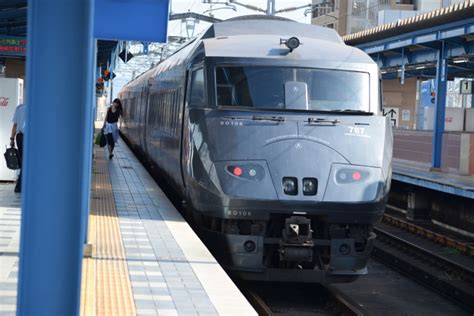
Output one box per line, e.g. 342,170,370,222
0,37,26,57
382,107,399,126
94,0,169,42
460,80,472,94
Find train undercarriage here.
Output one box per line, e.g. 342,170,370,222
196,212,377,283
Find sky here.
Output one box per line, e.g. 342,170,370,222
168,0,313,37
111,0,314,99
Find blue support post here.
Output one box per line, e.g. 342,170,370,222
432,42,448,169
17,1,94,315
82,34,97,246
471,88,474,108
400,48,405,85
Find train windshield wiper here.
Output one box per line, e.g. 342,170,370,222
326,109,373,115
307,117,340,125
222,115,285,122
252,115,285,122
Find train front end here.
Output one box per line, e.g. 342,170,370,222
183,29,392,283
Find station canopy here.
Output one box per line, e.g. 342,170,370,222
343,1,474,80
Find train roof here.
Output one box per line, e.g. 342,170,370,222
201,16,343,44
195,17,376,65
201,34,374,65
121,17,376,92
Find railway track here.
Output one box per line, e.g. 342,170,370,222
241,282,367,316
372,223,474,312
382,210,474,256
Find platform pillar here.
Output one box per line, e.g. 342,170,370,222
406,191,431,221
431,42,448,169
17,1,94,315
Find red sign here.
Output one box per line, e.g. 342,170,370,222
0,97,9,107
0,37,26,57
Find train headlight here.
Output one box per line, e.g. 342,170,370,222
286,37,300,50
280,37,301,52
282,177,298,195
302,178,318,196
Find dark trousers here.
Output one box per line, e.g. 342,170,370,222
16,132,23,189
106,133,115,152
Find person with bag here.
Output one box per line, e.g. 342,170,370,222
95,129,107,147
10,103,26,193
102,98,123,159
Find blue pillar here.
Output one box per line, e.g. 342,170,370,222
432,42,448,169
17,1,94,315
82,40,97,245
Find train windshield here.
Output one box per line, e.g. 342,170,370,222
216,66,370,112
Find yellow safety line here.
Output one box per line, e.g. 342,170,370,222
80,148,136,315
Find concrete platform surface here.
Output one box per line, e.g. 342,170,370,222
96,141,256,315
0,183,20,315
393,159,474,199
0,139,256,315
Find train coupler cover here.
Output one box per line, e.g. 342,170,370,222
279,216,314,262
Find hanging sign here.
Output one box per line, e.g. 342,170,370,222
460,80,472,94
94,0,170,42
382,107,399,126
0,37,26,57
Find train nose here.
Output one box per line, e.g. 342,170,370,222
260,138,348,201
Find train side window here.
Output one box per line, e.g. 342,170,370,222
188,68,204,107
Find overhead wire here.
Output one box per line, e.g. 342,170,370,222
168,0,200,36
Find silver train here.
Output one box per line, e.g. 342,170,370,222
119,16,393,283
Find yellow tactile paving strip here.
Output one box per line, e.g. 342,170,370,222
80,150,136,315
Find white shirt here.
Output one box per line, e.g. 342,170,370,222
12,103,26,133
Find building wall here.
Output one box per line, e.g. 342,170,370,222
346,0,392,34
338,0,349,35
378,9,418,25
393,130,461,171
312,0,459,35
383,77,417,129
311,0,344,34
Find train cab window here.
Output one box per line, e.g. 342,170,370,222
215,66,370,112
188,68,205,107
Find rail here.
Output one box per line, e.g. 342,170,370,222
372,225,474,312
242,283,368,316
243,289,273,316
382,212,474,256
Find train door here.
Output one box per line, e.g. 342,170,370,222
180,70,192,192
180,65,206,194
138,84,150,155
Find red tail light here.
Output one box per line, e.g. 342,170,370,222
233,167,243,176
352,171,362,181
336,169,369,183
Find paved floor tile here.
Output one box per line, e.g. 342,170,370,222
106,144,220,315
0,184,21,314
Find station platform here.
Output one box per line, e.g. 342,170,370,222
392,159,474,199
0,140,256,315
